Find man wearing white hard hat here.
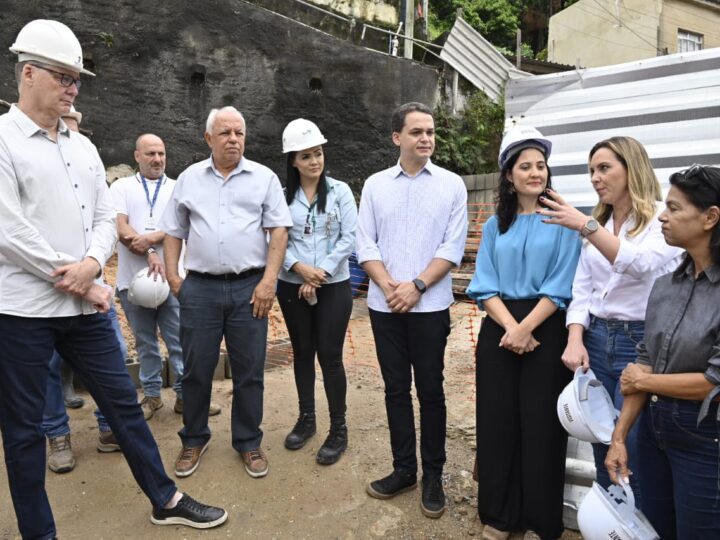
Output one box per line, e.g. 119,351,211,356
110,134,221,422
160,106,292,480
0,19,227,537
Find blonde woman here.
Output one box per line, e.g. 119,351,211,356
539,136,683,504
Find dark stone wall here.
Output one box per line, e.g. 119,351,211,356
0,0,439,191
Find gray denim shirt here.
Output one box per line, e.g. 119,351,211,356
636,258,720,423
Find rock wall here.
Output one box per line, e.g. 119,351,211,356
0,0,439,190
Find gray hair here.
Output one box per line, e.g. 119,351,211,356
206,106,245,134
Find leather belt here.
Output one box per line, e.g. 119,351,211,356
187,268,264,281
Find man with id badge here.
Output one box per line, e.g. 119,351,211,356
110,134,221,421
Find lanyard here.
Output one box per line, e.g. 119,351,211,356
139,173,163,217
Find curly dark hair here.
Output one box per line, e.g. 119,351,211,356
495,147,552,233
669,165,720,267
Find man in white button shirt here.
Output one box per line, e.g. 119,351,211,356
160,106,292,480
357,102,468,519
110,134,221,421
0,19,227,537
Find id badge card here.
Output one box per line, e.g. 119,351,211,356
303,221,314,237
144,216,157,231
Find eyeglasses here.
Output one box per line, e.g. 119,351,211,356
31,64,82,89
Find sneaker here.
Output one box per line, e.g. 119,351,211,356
241,448,269,478
173,398,221,417
174,442,209,478
47,434,75,474
151,493,228,529
523,531,541,540
420,476,445,518
284,413,316,450
482,525,510,540
366,470,417,499
316,424,347,465
97,431,122,453
141,395,163,420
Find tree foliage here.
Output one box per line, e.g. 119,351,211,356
429,0,520,50
433,90,505,175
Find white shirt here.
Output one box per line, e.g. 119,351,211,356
0,105,116,317
110,173,176,290
159,156,292,274
566,204,684,327
356,160,468,313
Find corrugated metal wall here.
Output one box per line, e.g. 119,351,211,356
505,48,720,209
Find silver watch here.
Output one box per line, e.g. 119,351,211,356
580,218,599,238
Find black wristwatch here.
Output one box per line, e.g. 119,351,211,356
412,278,427,294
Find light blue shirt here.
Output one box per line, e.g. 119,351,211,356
159,156,292,274
356,160,468,313
280,177,358,284
466,214,581,309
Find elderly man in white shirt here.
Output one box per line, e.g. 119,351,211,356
160,106,292,480
0,19,227,538
357,102,468,519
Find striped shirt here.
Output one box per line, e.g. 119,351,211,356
356,160,468,313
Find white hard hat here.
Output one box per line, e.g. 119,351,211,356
557,367,618,444
577,481,659,540
62,105,82,125
128,268,170,309
10,19,95,76
282,118,327,153
498,125,551,169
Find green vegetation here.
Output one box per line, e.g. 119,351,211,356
433,90,505,175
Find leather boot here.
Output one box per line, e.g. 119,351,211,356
61,361,84,409
316,423,348,465
284,413,316,450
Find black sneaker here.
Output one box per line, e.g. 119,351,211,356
284,413,316,450
151,494,228,529
366,470,417,499
420,476,445,518
316,425,348,465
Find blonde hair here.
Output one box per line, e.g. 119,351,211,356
589,136,661,237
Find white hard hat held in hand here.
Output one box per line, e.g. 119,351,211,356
557,367,618,444
498,125,552,169
10,19,95,76
282,118,327,153
128,268,169,309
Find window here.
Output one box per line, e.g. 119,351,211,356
677,30,703,52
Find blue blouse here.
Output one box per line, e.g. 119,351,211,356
466,214,581,309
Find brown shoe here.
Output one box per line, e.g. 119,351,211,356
173,398,221,416
141,395,163,420
482,525,510,540
174,442,209,478
47,434,75,474
97,431,122,453
241,448,268,478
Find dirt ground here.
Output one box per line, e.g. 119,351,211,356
0,300,581,539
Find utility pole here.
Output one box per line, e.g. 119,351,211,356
404,0,414,59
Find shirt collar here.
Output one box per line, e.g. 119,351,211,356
673,256,720,283
392,158,435,179
207,155,254,178
134,172,166,184
9,104,68,139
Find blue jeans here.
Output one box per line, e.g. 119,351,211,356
178,273,267,451
584,316,644,507
42,305,129,437
638,396,720,539
118,289,183,398
0,312,176,540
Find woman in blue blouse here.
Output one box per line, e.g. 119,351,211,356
467,126,581,540
277,119,357,465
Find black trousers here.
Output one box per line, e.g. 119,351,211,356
475,300,571,540
277,280,352,425
369,308,450,478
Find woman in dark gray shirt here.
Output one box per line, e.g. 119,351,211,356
605,164,720,538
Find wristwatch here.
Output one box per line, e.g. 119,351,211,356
580,218,599,238
412,278,427,294
146,247,157,255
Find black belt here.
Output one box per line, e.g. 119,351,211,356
187,268,264,281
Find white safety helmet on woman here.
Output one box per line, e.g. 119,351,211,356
10,19,95,76
128,268,170,309
282,118,327,153
498,125,552,170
